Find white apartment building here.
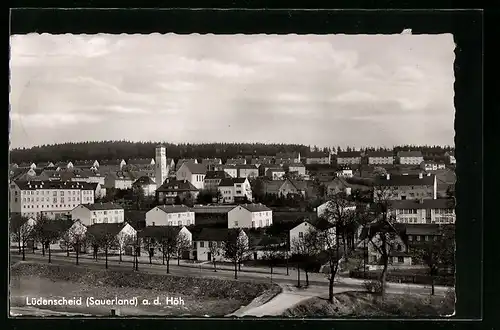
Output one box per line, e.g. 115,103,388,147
367,151,394,165
236,165,259,179
227,203,273,229
397,151,424,165
10,180,95,219
336,152,362,165
286,163,306,176
145,205,195,227
390,198,456,224
215,165,238,178
306,152,331,165
217,178,253,204
71,202,124,226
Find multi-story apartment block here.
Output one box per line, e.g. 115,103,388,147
215,164,238,178
176,162,207,190
71,202,124,226
10,180,95,219
336,151,362,165
397,151,424,165
366,151,394,165
374,173,437,201
145,205,195,227
275,152,301,163
204,170,232,192
389,198,456,224
227,203,273,229
306,152,331,165
155,179,199,205
236,164,259,179
201,158,222,171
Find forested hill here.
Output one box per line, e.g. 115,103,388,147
9,141,311,164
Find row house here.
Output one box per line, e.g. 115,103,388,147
201,158,222,171
289,218,336,254
397,151,424,165
228,203,273,229
374,173,437,201
262,178,308,198
38,162,55,169
359,224,412,266
145,205,195,227
132,176,157,196
275,158,296,166
275,152,301,163
226,158,247,166
366,151,394,165
126,158,155,171
99,159,127,170
175,158,198,171
71,202,124,226
236,164,259,179
389,198,455,224
336,151,362,165
55,161,74,171
18,162,37,170
250,157,273,167
306,152,331,165
73,160,99,170
176,162,207,190
285,163,306,177
217,178,252,204
155,179,199,205
9,180,95,219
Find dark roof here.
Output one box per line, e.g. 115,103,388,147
389,251,411,257
375,174,435,187
218,177,247,187
205,171,231,180
157,179,198,192
276,152,300,159
337,151,362,158
86,222,128,237
397,151,423,157
236,164,258,170
288,163,305,167
14,180,95,190
127,158,153,165
195,228,232,241
183,162,207,174
133,175,155,185
138,225,183,238
367,151,394,157
99,159,125,166
124,210,147,230
307,152,330,158
307,217,336,230
226,158,247,165
191,205,234,214
390,198,455,210
82,203,123,211
238,203,272,212
73,160,96,167
156,205,192,213
404,224,448,236
201,158,222,165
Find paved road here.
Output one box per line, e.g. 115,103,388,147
10,253,451,296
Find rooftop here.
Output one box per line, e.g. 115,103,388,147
337,151,362,158
375,174,435,187
157,179,199,192
390,198,455,210
237,203,272,213
82,202,124,211
397,151,423,157
156,204,192,214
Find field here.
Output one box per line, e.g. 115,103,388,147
282,291,455,318
10,261,281,316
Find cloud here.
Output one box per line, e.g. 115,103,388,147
9,33,455,149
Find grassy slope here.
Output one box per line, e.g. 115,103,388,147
11,262,281,316
282,291,455,318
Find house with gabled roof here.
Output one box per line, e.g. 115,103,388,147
266,168,286,180
132,175,157,196
99,159,126,170
201,158,222,171
262,178,308,198
389,198,455,224
236,164,259,179
145,204,195,227
176,162,207,190
275,152,301,163
73,160,99,170
217,178,252,204
55,161,74,171
374,173,437,201
250,157,273,167
104,171,137,190
204,170,232,192
71,202,124,226
175,158,198,171
18,162,37,170
226,158,247,166
285,163,306,177
139,225,193,259
228,203,273,229
215,164,238,178
155,179,199,205
86,222,137,252
191,227,247,261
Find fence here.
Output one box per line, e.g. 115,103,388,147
349,270,455,286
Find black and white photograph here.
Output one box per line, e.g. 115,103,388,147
9,31,457,318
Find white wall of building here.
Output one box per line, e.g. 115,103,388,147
145,207,195,227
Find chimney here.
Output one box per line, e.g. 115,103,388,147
386,174,390,180
419,173,423,179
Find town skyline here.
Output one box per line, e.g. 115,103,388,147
10,33,455,149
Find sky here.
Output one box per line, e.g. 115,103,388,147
9,33,456,149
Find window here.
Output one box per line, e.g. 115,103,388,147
259,220,263,227
408,235,413,241
22,198,26,202
396,244,402,251
14,197,17,202
104,211,107,215
61,191,64,196
208,241,213,248
234,221,238,227
178,214,181,218
178,221,182,226
424,235,429,241
200,242,205,248
266,219,270,226
103,217,108,223
193,242,197,248
299,232,304,238
398,257,404,263
53,198,57,203
252,221,255,228
168,221,172,226
61,198,64,203
187,220,191,226
416,236,421,241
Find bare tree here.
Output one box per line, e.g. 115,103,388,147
88,231,117,269
291,232,318,287
223,229,249,279
116,230,135,263
147,227,181,274
261,236,285,279
10,215,34,261
68,224,87,266
32,217,63,263
176,232,191,266
207,240,224,272
411,225,455,295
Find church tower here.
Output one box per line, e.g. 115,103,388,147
155,145,167,189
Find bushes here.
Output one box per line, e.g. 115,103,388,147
350,270,455,286
363,280,383,293
11,262,278,302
